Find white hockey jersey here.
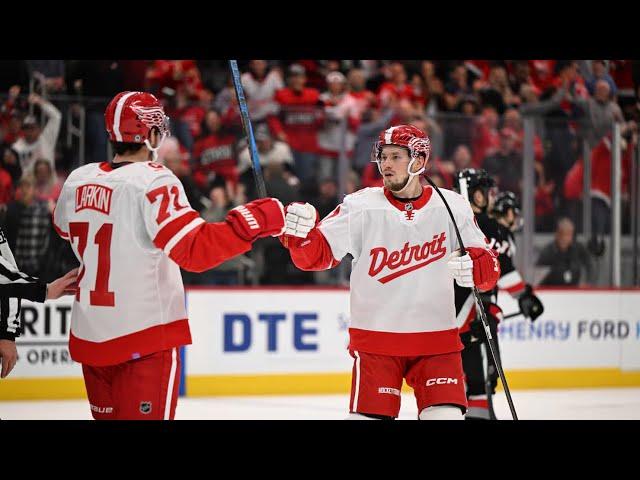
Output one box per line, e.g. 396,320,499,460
316,186,490,356
53,161,203,366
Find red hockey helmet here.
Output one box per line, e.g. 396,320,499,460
372,124,431,176
105,91,170,145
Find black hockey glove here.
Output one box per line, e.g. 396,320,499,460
518,284,544,322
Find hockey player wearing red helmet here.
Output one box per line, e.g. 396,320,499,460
103,91,171,161
280,124,500,420
52,91,286,420
371,124,431,196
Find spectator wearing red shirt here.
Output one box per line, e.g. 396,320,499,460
0,86,24,146
503,107,544,162
176,99,208,145
0,147,21,187
168,87,212,153
471,105,500,166
552,61,589,116
149,61,207,153
0,163,12,207
564,133,635,239
192,110,239,191
529,60,557,93
609,60,635,95
145,60,204,100
532,159,556,232
360,161,383,189
525,63,586,192
409,72,428,106
1,112,23,147
295,60,326,91
377,62,423,109
347,68,376,118
465,60,492,83
267,64,323,185
317,71,361,179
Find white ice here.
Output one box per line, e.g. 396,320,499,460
1,387,639,420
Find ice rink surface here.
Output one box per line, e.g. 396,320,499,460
1,387,639,420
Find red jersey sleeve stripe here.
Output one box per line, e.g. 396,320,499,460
156,204,197,230
154,210,201,251
164,217,206,255
498,270,525,295
504,281,526,296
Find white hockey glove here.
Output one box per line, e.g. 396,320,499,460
447,250,474,288
284,202,318,238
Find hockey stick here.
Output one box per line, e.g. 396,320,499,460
480,342,497,420
228,60,267,199
424,175,519,420
503,311,522,320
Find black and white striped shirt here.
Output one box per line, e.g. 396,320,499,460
0,227,47,341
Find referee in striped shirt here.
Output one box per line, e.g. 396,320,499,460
0,226,78,378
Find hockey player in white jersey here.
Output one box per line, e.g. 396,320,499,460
280,124,500,420
53,91,286,420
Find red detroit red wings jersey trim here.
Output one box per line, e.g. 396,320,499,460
70,319,191,367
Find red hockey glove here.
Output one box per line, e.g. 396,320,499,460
467,246,500,291
225,198,286,242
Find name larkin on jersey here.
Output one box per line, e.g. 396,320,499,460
368,232,447,284
75,184,113,215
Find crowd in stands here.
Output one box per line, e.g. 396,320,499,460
1,59,638,286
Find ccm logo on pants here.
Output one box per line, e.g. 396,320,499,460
426,378,458,386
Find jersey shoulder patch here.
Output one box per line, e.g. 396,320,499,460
146,161,168,172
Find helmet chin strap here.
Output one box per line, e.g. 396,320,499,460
380,156,426,195
144,133,166,162
388,172,420,195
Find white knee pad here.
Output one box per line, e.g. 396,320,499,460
346,413,381,420
419,405,464,420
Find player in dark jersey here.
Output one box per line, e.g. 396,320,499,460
492,191,543,325
453,169,543,419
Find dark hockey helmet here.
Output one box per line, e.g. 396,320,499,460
493,191,521,217
453,168,496,201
